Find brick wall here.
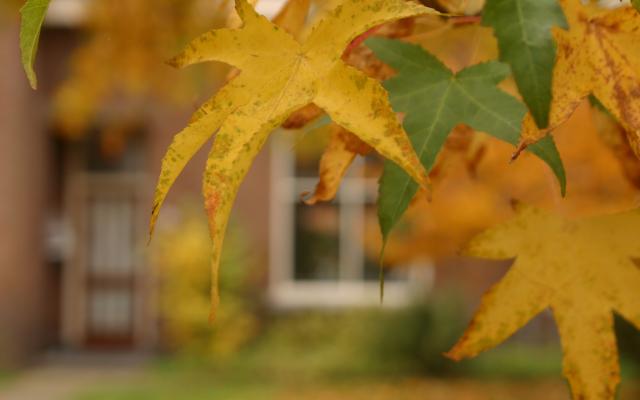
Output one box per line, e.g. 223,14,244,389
0,21,53,368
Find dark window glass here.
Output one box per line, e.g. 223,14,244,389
294,203,340,280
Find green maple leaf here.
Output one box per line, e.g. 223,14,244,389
633,0,640,13
19,0,51,89
482,0,567,129
366,37,566,247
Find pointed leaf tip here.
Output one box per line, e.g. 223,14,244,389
20,0,52,90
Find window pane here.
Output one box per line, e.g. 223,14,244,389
294,203,340,280
88,287,132,336
89,198,134,275
363,153,383,179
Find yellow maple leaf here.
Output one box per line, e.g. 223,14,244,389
223,0,312,86
304,16,500,208
518,0,640,158
301,20,413,204
446,205,640,400
151,0,437,320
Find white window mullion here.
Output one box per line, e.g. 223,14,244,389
269,134,296,287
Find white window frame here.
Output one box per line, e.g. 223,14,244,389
45,0,90,27
268,132,434,309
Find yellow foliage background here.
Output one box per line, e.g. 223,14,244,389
151,201,259,358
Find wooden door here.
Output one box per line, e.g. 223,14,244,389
62,173,153,350
84,189,137,347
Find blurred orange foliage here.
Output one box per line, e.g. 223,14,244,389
152,203,258,358
273,11,640,265
54,0,232,137
373,102,640,265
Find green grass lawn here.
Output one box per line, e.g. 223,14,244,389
74,307,640,400
0,370,14,388
73,321,570,400
73,357,640,400
72,342,640,400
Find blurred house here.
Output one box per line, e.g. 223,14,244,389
0,0,437,369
